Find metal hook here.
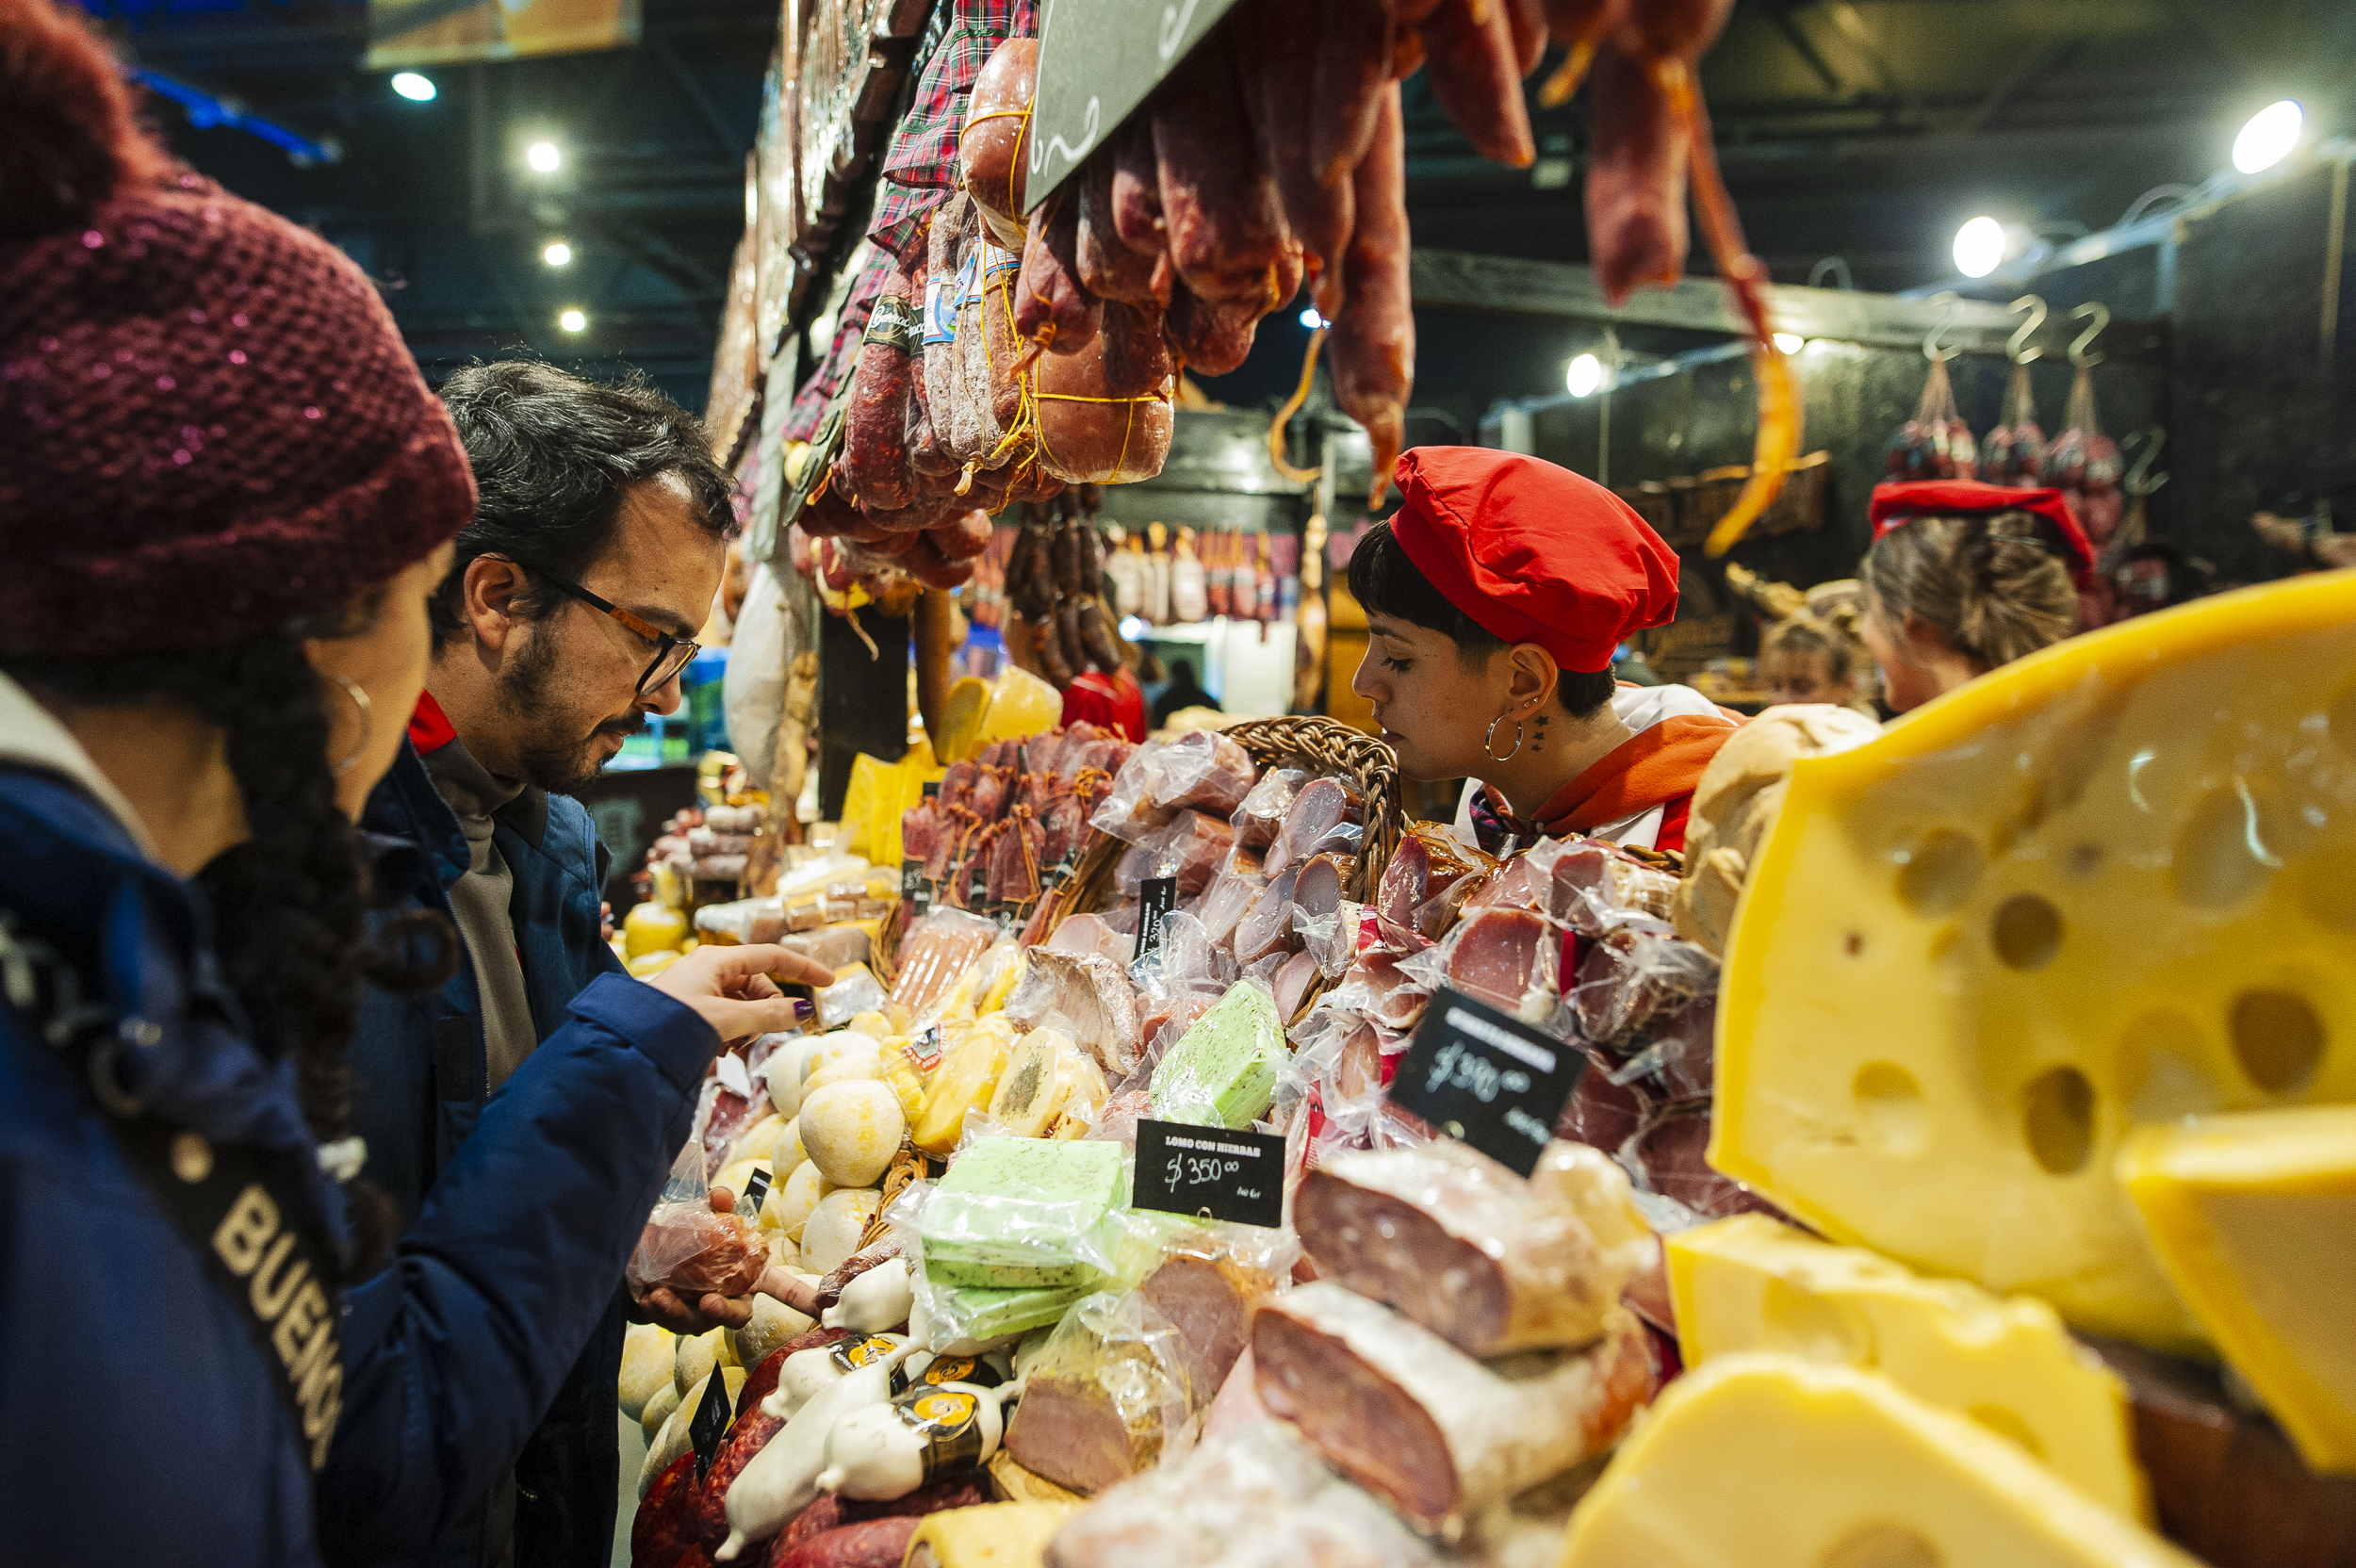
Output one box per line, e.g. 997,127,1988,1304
2123,425,2169,495
2069,302,2111,367
2006,295,2048,364
1923,291,1963,363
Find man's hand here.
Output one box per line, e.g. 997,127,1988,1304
646,942,831,1045
632,1188,758,1332
756,1266,823,1319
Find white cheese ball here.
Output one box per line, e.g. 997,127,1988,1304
767,1157,833,1242
804,1033,886,1091
617,1322,675,1421
799,1187,885,1274
799,1080,907,1188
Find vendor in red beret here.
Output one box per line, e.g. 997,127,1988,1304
1348,447,1741,855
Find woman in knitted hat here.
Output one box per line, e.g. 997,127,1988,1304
0,3,825,1558
1348,447,1742,855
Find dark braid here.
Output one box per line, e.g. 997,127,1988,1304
6,625,454,1268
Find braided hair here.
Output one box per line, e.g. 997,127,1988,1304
5,609,453,1267
1861,511,2078,673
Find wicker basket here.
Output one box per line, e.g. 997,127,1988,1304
1035,716,1405,1020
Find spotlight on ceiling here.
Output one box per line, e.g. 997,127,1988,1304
544,241,573,267
2233,99,2303,174
526,140,562,173
1772,332,1805,355
1952,215,2006,279
558,308,586,333
390,72,436,103
1565,352,1604,398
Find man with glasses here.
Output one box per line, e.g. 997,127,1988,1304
351,362,744,1568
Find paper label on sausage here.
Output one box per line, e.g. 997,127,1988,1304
957,249,986,309
893,1387,988,1479
977,239,1020,284
915,1354,1002,1390
863,294,921,354
923,276,959,347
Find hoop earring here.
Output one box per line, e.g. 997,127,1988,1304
331,675,373,777
1483,713,1525,763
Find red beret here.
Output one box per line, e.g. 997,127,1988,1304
1869,481,2095,589
1386,447,1679,674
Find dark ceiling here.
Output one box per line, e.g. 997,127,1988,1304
78,0,2356,415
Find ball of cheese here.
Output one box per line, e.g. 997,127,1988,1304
731,1114,790,1168
761,1035,828,1120
728,1291,816,1371
712,1159,772,1212
639,1366,744,1496
775,1116,809,1177
767,1157,834,1241
805,1033,886,1092
799,1186,884,1274
800,1080,907,1188
676,1326,726,1396
617,1322,675,1421
639,1379,681,1444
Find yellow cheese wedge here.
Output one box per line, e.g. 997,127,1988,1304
1558,1354,2199,1568
2118,1105,2356,1473
913,1018,1017,1155
1713,570,2356,1349
988,1027,1080,1138
906,1499,1078,1567
1667,1215,2146,1516
937,677,993,766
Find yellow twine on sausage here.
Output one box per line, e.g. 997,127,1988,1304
1268,325,1325,483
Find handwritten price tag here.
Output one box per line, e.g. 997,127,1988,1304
1387,988,1586,1177
1133,1119,1285,1229
1024,0,1251,211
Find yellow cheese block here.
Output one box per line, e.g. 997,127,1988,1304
1667,1215,2145,1517
913,1019,1017,1155
988,1027,1080,1138
623,901,687,958
2118,1105,2356,1473
1713,570,2356,1348
907,1500,1078,1567
1558,1354,2199,1568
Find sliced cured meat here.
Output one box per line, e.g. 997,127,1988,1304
1002,947,1144,1077
1232,864,1302,965
1041,1419,1335,1568
1354,947,1431,1031
1375,822,1496,938
1252,1284,1657,1541
768,1517,922,1568
1441,906,1559,1023
1146,729,1256,817
1273,947,1323,1022
1115,808,1235,900
1265,776,1366,878
1043,912,1129,965
1193,870,1265,952
1293,851,1356,920
1003,1345,1182,1494
1539,836,1678,934
889,908,998,1019
1293,1140,1650,1358
1137,1251,1272,1399
1570,917,1714,1045
1229,766,1303,852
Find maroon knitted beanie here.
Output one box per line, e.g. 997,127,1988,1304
0,0,475,657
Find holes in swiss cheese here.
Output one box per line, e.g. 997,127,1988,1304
1760,1276,1872,1364
2229,988,2326,1096
1853,1062,1928,1156
1990,894,2064,970
1820,1523,1942,1568
1894,829,1982,918
2021,1066,2098,1175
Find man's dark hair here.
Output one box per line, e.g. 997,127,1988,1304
1346,519,1617,719
431,362,737,646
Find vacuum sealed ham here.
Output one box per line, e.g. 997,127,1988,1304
1265,776,1366,879
631,1141,774,1302
1376,823,1497,940
1293,1140,1653,1357
1000,1289,1196,1495
1252,1284,1658,1542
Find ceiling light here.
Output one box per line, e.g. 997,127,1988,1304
1565,352,1604,398
558,308,586,333
2233,99,2303,174
1299,307,1327,330
390,72,435,103
526,140,562,173
543,241,572,267
1952,216,2006,279
1772,332,1805,355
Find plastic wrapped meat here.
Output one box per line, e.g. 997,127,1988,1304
1265,776,1366,878
1045,912,1132,965
629,1144,774,1301
1570,917,1716,1046
1292,851,1356,923
1230,767,1307,852
1089,739,1170,841
1231,864,1302,964
1042,1420,1338,1568
1438,906,1561,1024
889,908,999,1020
1147,728,1257,817
1003,947,1144,1077
1272,949,1322,1023
1529,836,1680,937
1000,1289,1195,1494
1114,809,1235,900
1358,949,1431,1032
695,1082,773,1181
1252,1285,1657,1542
986,805,1049,905
1293,1140,1653,1358
1376,822,1494,939
1195,869,1267,952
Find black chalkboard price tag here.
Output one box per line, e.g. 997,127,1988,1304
688,1356,736,1481
1387,988,1587,1178
1133,1119,1285,1229
1132,875,1179,963
739,1165,772,1218
1025,0,1250,212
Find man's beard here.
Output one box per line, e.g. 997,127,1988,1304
496,630,646,794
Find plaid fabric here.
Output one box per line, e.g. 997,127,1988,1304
783,242,895,444
868,0,1036,259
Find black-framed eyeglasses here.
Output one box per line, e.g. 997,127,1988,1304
517,562,699,696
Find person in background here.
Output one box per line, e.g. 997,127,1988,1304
1151,656,1221,728
1349,449,1741,856
1858,482,2086,713
352,361,771,1568
1758,605,1877,714
0,7,825,1560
